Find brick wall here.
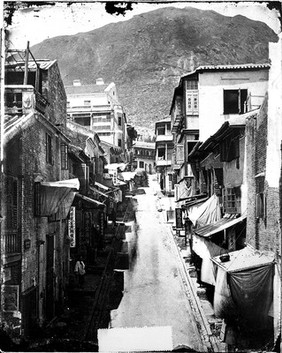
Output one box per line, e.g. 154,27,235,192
42,62,67,126
245,96,280,253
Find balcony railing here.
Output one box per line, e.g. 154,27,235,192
5,85,48,116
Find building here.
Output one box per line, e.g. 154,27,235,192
65,79,128,162
170,63,270,198
132,140,155,174
155,118,174,194
3,55,78,338
176,56,281,350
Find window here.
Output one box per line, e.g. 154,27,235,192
223,89,248,114
186,80,198,90
157,126,165,135
6,176,18,230
74,116,91,127
118,116,122,126
186,91,199,115
67,101,70,108
118,139,122,147
223,187,241,214
61,143,68,170
256,176,266,220
157,147,166,160
46,133,53,164
139,161,144,168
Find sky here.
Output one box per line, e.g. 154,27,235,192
7,1,281,50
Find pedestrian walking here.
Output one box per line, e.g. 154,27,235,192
74,256,86,287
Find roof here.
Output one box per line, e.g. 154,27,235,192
6,59,57,71
212,244,275,272
170,62,269,114
188,111,258,160
65,84,109,95
194,213,246,238
155,117,171,124
181,63,270,80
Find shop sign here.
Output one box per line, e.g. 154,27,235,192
68,206,76,247
175,208,183,229
99,211,105,238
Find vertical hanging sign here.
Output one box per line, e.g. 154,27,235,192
175,208,183,229
68,206,76,247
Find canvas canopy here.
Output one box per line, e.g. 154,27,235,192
212,246,275,327
35,178,80,218
188,194,221,228
194,213,246,238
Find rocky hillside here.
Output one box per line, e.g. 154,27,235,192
30,6,278,132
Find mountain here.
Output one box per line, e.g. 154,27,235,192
30,6,278,132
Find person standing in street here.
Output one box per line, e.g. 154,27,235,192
74,256,86,287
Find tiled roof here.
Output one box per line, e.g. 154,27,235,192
181,63,270,79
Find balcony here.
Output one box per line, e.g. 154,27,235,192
5,85,48,116
155,134,173,143
155,158,172,167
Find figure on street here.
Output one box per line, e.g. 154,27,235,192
74,256,86,287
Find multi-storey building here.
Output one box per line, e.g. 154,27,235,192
155,118,174,194
132,140,155,174
170,64,269,197
175,54,281,349
65,79,128,162
4,55,78,338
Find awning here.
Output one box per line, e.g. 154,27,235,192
90,186,109,198
188,194,221,228
76,193,105,208
35,178,80,217
95,181,110,191
194,213,246,238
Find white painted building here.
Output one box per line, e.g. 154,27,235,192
65,79,127,157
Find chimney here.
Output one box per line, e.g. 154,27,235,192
96,78,104,85
73,79,81,86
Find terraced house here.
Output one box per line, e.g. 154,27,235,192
4,54,79,338
169,35,282,351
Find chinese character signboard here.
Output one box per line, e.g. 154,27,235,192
99,211,105,238
175,208,183,229
68,206,76,247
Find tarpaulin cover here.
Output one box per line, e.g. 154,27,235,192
228,263,274,327
214,266,237,318
212,246,275,327
192,234,225,285
36,179,80,217
268,264,281,346
188,194,221,228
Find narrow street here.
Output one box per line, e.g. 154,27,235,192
107,176,208,352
